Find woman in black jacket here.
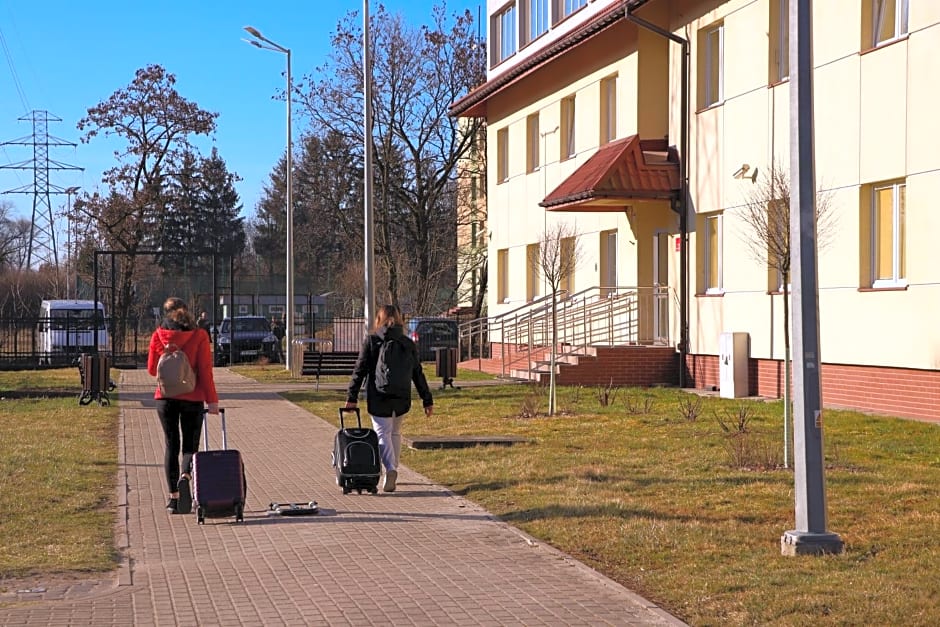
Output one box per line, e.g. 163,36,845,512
345,305,434,492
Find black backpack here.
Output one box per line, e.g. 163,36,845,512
373,337,414,399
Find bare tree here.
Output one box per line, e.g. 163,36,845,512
736,161,837,467
75,64,218,342
0,201,31,270
528,222,583,416
295,3,486,314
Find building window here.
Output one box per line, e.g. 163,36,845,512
871,0,909,47
560,95,576,160
522,0,549,45
600,75,617,144
698,22,723,108
497,248,509,303
871,181,906,287
526,243,541,301
554,0,587,23
526,113,540,173
491,3,517,66
560,236,576,295
599,229,617,297
497,127,509,183
704,213,723,293
769,0,789,83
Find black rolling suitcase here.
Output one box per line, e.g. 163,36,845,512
193,408,247,523
332,407,380,494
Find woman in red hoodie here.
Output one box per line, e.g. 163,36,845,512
147,296,219,514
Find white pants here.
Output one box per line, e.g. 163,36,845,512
371,413,404,473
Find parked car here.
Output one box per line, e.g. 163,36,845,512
405,317,458,363
214,316,280,366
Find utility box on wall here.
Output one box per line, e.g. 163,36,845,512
719,332,749,399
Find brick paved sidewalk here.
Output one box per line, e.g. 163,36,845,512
0,368,686,626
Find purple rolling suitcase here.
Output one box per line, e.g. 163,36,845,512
193,408,246,524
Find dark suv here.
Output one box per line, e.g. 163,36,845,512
405,317,458,363
214,316,280,365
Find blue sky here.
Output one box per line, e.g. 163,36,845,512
0,0,477,225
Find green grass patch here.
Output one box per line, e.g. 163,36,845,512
0,369,119,580
285,383,940,626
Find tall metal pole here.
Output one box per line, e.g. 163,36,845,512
363,0,376,332
780,0,843,556
64,186,79,299
285,48,294,370
243,26,294,371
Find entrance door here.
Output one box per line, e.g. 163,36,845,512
653,232,669,344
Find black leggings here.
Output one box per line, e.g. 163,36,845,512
156,399,204,493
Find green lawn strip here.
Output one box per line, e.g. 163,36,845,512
0,370,119,581
284,384,940,626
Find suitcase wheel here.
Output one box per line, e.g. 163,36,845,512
342,486,351,495
370,487,378,495
197,507,206,525
236,504,244,523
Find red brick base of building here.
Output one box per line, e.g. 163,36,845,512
684,353,940,424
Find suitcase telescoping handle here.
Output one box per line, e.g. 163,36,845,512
202,407,227,451
339,406,361,430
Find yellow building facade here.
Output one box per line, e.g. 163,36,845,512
452,0,940,421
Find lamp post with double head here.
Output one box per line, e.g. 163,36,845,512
244,26,294,371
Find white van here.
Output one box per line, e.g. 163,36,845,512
38,299,110,364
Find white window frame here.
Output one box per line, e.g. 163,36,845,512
555,0,587,23
871,181,906,288
872,0,909,48
491,3,517,66
704,213,723,294
702,23,724,108
523,0,549,45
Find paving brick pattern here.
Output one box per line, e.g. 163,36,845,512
0,369,685,626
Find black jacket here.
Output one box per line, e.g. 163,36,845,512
346,324,433,417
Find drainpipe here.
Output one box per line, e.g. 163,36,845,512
624,0,690,388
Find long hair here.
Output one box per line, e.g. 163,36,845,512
163,296,196,330
372,304,403,332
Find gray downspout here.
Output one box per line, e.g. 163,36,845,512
624,1,690,388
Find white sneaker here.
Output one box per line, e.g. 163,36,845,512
383,470,398,493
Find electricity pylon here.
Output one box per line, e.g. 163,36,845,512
1,110,83,269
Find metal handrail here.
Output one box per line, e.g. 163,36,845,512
458,285,675,378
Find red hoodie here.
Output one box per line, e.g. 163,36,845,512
147,328,219,403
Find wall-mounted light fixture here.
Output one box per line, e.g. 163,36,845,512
733,163,759,182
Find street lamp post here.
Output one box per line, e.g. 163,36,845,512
64,186,80,299
244,26,294,372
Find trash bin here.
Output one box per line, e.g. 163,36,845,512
79,353,111,406
433,347,457,389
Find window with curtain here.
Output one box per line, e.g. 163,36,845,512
560,96,576,160
526,113,540,173
872,0,909,47
705,214,723,293
497,248,509,302
699,22,724,108
497,127,509,183
770,0,789,83
871,181,906,286
600,75,617,144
